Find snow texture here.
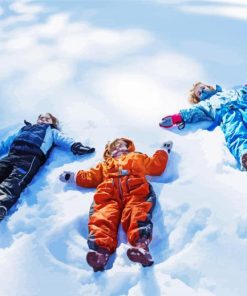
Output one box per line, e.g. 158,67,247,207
0,1,247,296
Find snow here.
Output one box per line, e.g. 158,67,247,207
1,1,247,296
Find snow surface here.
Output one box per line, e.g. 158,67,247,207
0,1,247,296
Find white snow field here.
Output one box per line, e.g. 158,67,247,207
0,1,247,296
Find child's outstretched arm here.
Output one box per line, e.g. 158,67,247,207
143,144,172,176
179,103,214,124
52,129,95,155
59,163,103,188
160,101,215,129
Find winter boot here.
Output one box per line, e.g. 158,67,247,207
127,238,154,267
241,153,247,171
0,205,7,221
86,248,110,272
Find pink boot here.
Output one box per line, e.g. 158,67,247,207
86,248,110,272
127,238,154,267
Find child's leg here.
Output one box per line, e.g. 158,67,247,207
0,154,41,211
221,110,247,167
88,199,121,254
121,184,156,266
0,155,14,183
0,155,16,220
87,199,121,271
121,184,156,247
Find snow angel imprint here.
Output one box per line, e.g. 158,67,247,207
0,113,95,221
59,137,173,271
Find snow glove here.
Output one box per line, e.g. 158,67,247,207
159,113,184,129
71,142,95,155
59,171,75,183
162,141,173,154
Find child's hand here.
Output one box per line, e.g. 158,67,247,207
59,171,75,183
161,141,173,154
71,142,95,155
159,114,183,128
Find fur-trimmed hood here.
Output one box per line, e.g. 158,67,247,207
103,138,135,160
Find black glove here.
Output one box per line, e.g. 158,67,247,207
71,142,95,155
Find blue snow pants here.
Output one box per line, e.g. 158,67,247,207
220,107,247,164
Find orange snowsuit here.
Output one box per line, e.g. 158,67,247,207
76,138,168,253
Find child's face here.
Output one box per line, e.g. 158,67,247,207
110,140,129,158
37,113,53,125
194,83,214,99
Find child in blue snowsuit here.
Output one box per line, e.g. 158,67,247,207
159,82,247,171
0,113,95,221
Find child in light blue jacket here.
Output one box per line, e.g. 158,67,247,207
160,82,247,171
0,113,95,221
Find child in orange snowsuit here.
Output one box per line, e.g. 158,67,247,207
59,138,172,271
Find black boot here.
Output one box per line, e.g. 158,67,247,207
0,205,7,221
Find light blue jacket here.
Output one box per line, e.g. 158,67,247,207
180,86,247,124
179,85,247,164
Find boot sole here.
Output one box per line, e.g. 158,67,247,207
86,251,107,272
127,247,154,267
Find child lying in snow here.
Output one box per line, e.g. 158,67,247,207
59,138,172,271
159,82,247,171
0,113,95,221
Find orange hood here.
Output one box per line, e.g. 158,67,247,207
103,138,135,160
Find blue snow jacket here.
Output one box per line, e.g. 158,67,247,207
0,122,75,161
179,85,247,163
